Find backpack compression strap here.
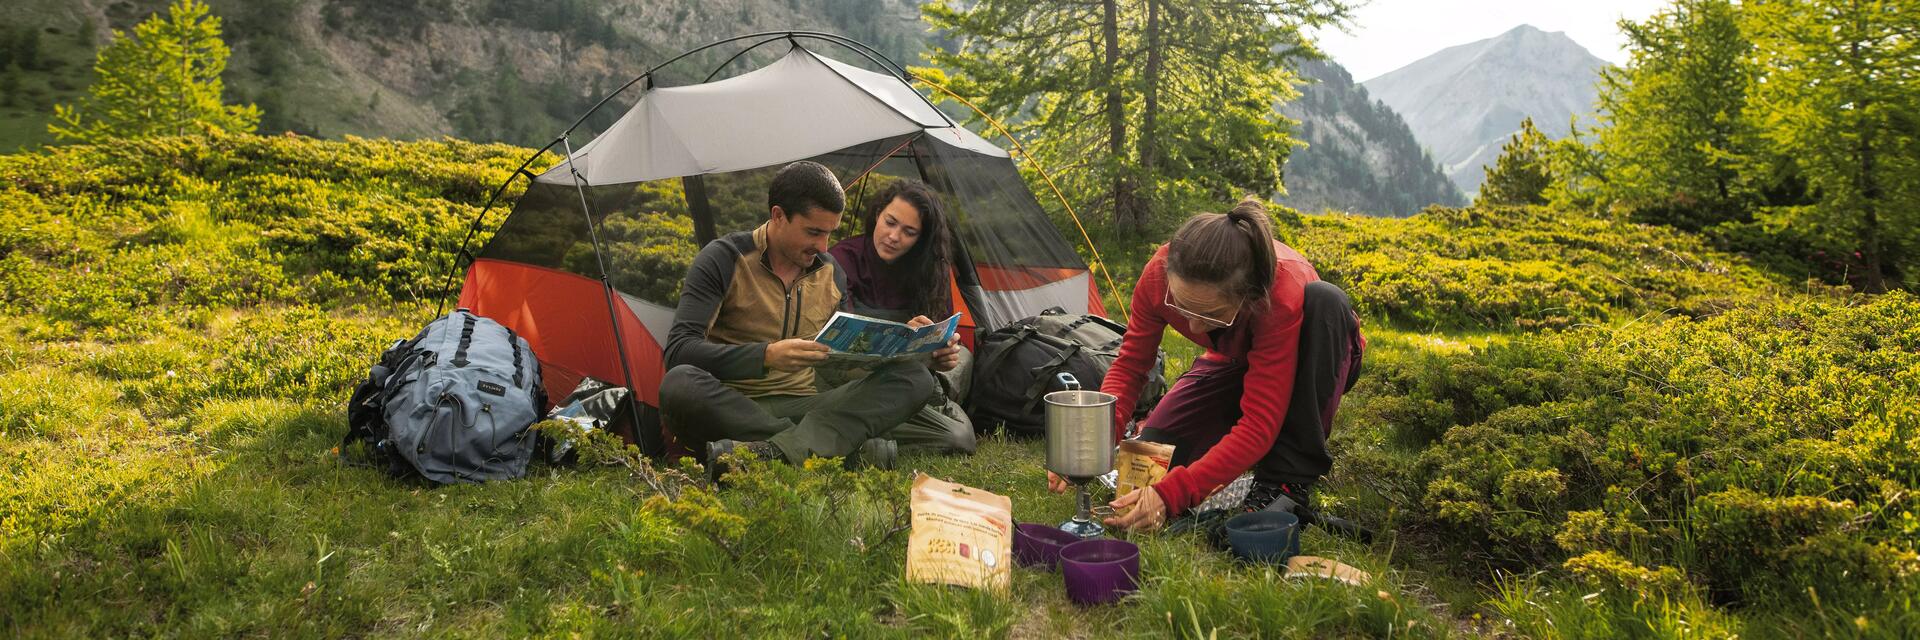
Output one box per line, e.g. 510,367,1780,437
972,325,1036,388
341,336,420,454
1019,339,1083,414
1050,315,1125,351
451,313,477,367
503,325,524,388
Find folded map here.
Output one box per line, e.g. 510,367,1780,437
813,311,960,366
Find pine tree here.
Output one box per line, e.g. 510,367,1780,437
6,27,44,71
921,0,1350,232
1542,116,1608,212
49,0,260,143
1744,0,1920,292
1594,0,1760,229
1477,117,1554,207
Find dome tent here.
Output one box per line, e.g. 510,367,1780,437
450,33,1109,457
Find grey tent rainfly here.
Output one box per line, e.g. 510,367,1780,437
445,33,1110,457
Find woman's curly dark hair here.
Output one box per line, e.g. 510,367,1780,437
862,179,952,318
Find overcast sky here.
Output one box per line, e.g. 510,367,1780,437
1310,0,1673,82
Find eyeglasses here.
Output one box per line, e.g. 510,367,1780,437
1165,288,1240,329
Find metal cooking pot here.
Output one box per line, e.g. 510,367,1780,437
1045,373,1117,481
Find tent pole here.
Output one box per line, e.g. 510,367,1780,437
912,77,1130,321
702,36,789,83
684,175,717,247
846,135,920,187
560,135,656,457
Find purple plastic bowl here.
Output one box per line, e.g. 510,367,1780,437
1014,523,1082,569
1060,539,1141,605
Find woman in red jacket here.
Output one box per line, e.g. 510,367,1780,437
1048,198,1365,531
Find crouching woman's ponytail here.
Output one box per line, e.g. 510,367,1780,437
1165,196,1278,311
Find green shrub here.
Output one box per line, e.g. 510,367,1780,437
1355,292,1920,611
1295,205,1788,331
0,131,545,332
1490,566,1744,639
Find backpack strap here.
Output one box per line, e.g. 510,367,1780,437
1019,342,1083,414
979,324,1075,373
1082,316,1128,351
973,325,1036,385
1086,315,1127,333
503,324,524,388
451,314,477,368
342,336,421,453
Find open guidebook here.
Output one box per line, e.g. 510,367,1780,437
812,311,961,366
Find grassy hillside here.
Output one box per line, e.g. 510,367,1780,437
0,15,96,152
2,133,1914,637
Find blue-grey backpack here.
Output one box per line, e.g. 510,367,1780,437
343,309,547,484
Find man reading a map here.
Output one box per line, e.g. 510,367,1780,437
658,161,966,479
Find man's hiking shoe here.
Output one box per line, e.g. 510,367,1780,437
704,439,784,485
847,438,897,471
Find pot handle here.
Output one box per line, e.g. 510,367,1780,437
1054,372,1081,392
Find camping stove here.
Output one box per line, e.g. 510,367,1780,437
1044,373,1117,538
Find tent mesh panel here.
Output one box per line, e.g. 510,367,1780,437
478,132,1087,324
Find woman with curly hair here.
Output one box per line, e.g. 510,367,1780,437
827,178,974,455
829,179,954,322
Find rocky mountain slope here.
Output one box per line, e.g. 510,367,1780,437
2,0,931,149
1279,59,1465,216
5,1,1458,217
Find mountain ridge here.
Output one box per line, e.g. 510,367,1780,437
1279,58,1465,216
3,1,1459,217
1,0,933,149
1361,24,1608,195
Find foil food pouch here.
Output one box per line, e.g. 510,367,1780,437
906,473,1013,592
1113,439,1175,516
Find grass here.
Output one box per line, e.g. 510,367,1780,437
5,131,1912,637
0,270,1768,637
0,301,1478,637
